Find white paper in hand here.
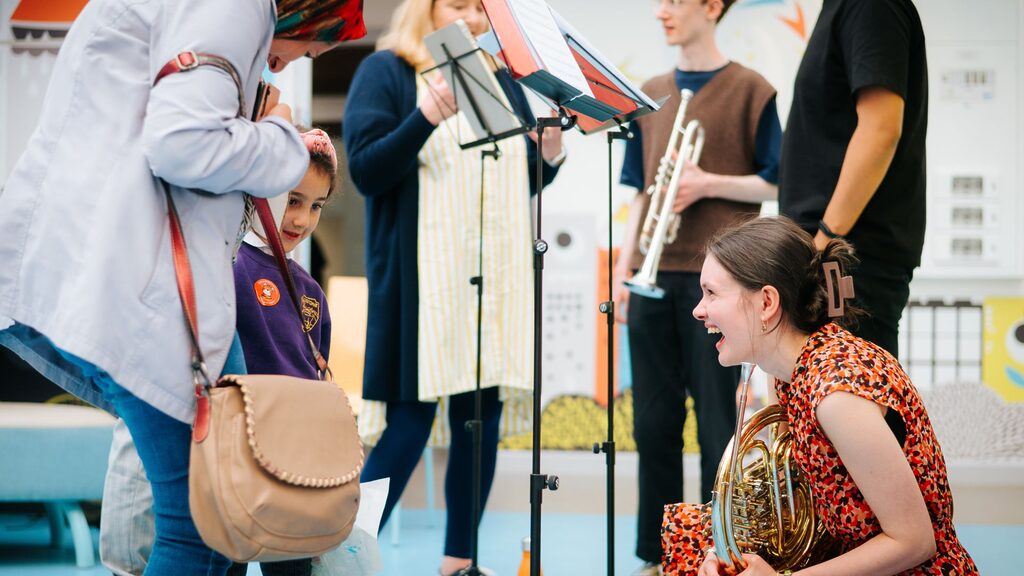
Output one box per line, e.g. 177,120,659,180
354,477,390,539
311,478,390,576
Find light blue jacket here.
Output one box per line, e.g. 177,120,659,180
0,0,308,423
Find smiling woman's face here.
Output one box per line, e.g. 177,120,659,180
693,254,758,367
431,0,489,36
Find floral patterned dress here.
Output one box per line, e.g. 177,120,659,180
662,323,978,575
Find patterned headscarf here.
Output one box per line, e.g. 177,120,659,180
275,0,367,43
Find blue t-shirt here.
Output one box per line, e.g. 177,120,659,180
620,66,782,189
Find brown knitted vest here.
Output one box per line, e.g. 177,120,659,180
629,62,776,272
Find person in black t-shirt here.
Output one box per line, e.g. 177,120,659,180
779,0,928,358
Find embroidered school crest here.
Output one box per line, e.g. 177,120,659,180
300,295,320,333
253,279,280,307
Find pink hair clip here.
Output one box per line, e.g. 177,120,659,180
300,128,338,172
823,261,855,318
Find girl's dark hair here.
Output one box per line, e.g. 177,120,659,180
309,150,338,198
705,216,863,333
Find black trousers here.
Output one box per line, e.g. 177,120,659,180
359,387,503,558
849,257,915,359
627,272,740,563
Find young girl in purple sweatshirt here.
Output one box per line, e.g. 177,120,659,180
228,128,337,576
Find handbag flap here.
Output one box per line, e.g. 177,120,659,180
219,374,364,487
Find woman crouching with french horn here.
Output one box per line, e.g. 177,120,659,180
662,217,977,575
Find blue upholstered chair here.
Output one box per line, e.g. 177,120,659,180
0,402,114,567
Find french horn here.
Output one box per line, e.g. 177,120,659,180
709,363,834,574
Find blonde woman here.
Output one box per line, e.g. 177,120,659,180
343,0,564,574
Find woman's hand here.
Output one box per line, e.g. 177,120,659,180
697,549,722,575
699,551,780,576
527,110,565,163
674,159,712,213
419,73,457,125
735,553,778,575
267,103,293,124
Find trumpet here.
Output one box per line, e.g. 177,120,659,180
625,89,705,299
709,363,834,574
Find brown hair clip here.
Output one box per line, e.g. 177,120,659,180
823,261,855,318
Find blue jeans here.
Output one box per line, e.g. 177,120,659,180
95,375,232,576
0,323,245,576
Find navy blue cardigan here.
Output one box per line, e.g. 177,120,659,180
343,50,559,403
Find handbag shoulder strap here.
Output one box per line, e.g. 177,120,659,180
251,198,330,375
154,51,329,386
155,51,246,115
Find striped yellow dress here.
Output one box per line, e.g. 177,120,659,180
359,75,534,446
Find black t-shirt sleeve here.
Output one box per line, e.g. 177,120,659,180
839,0,914,99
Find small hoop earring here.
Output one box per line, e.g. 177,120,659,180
761,321,767,333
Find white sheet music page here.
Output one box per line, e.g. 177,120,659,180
507,0,592,97
549,6,657,108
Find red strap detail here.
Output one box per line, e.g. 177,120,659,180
192,384,210,442
154,51,246,117
157,48,247,419
156,51,200,85
167,196,200,346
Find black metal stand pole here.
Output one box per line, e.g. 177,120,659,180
593,125,632,576
456,145,502,576
529,111,575,576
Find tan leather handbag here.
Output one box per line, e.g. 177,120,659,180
188,373,363,561
157,51,363,562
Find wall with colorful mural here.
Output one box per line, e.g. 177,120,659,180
983,297,1024,403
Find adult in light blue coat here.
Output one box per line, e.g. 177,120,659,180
0,0,365,574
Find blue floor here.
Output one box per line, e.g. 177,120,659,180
0,510,1018,575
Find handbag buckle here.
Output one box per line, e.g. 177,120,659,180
192,358,212,390
175,50,200,71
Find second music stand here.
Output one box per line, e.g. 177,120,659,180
422,20,531,576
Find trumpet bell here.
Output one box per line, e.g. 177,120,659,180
624,275,665,299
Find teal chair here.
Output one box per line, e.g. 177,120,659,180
0,402,114,567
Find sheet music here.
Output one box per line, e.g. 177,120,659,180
424,21,528,147
507,0,592,98
549,7,658,109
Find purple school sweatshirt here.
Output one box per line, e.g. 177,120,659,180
233,242,332,379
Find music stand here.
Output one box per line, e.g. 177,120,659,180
423,20,531,149
422,20,532,576
479,1,661,574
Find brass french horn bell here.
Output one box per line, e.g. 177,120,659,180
709,363,833,574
